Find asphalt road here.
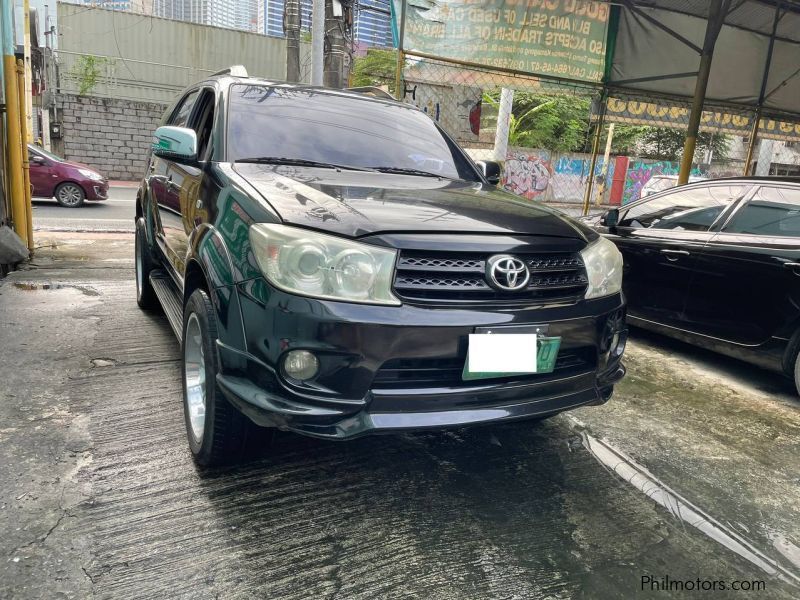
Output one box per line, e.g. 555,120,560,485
32,186,137,232
1,234,798,599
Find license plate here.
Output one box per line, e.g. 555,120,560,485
463,334,562,381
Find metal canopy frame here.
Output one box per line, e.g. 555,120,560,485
612,0,800,118
606,0,800,184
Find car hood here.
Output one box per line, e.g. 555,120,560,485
234,164,591,240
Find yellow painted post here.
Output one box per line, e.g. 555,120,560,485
17,59,34,250
582,96,606,216
678,0,729,184
743,110,761,176
3,56,29,248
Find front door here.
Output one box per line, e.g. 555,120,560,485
684,184,800,346
161,88,216,277
28,147,56,197
606,183,751,327
151,88,200,279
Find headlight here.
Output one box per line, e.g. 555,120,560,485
249,223,400,306
78,168,102,181
580,236,623,300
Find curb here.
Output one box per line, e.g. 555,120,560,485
109,181,139,188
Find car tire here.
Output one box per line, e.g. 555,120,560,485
794,350,800,397
55,182,85,208
182,288,259,467
135,217,159,310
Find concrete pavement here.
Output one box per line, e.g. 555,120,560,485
1,233,798,599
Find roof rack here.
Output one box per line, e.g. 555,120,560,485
346,86,396,101
211,65,248,78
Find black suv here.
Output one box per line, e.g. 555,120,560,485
135,67,627,466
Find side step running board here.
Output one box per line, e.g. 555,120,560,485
149,270,183,343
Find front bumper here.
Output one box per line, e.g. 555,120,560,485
86,180,109,200
217,280,627,440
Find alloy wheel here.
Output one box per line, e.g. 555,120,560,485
184,313,207,443
58,184,83,207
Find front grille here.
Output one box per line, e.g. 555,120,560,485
393,251,588,304
373,347,596,390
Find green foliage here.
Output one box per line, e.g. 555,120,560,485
485,90,592,152
351,49,398,93
483,90,731,162
70,55,114,96
633,127,730,162
609,125,649,155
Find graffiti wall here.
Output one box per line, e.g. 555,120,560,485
502,149,615,203
497,149,707,205
622,160,705,204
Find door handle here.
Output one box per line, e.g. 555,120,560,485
660,249,690,261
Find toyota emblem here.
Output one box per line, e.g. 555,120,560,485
486,255,530,291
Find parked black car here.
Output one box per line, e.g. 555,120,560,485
586,177,800,393
135,67,627,466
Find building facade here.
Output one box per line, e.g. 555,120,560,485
153,0,258,31
72,1,154,12
257,0,393,47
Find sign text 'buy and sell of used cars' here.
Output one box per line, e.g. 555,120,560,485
395,0,609,83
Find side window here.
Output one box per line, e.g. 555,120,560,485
169,90,200,128
190,89,216,161
724,186,800,237
619,185,748,232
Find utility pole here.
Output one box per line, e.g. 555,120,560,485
493,88,514,163
323,0,351,89
23,0,33,142
311,0,324,85
42,7,53,151
284,0,302,82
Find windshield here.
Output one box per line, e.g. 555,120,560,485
227,84,481,181
29,144,64,162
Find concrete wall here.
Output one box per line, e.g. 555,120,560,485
56,94,166,181
56,2,309,104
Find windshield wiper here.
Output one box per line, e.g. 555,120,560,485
235,156,370,171
369,166,449,178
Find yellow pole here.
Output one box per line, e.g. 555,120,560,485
3,54,29,249
18,59,34,250
582,97,606,216
743,109,761,176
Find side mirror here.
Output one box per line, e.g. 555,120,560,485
601,208,620,229
152,126,198,164
476,160,502,185
30,155,46,164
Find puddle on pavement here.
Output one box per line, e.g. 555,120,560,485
12,282,100,297
575,420,800,588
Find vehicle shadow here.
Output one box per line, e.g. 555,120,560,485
628,326,798,404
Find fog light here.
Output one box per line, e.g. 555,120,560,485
283,350,319,381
